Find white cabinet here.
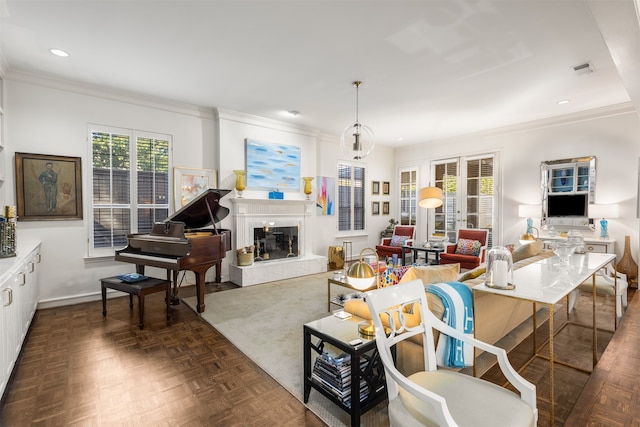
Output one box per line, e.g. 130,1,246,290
0,241,41,399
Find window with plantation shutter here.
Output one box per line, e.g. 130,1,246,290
338,162,366,232
89,125,171,257
399,169,417,225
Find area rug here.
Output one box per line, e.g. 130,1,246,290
182,273,579,426
182,271,390,427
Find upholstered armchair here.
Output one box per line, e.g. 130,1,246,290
375,225,416,263
440,228,490,270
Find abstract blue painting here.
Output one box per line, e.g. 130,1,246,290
246,139,301,190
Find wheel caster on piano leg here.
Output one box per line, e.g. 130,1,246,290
170,296,180,305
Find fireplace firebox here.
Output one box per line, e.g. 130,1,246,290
253,225,298,261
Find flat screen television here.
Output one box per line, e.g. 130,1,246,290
547,194,588,217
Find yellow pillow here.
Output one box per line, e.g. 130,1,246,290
459,265,486,282
512,240,543,262
398,264,460,285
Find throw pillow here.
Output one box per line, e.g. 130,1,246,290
458,265,486,282
512,240,543,263
379,265,412,287
390,235,405,247
398,264,460,285
455,238,482,256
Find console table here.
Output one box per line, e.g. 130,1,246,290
473,252,616,425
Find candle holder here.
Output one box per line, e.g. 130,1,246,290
485,246,514,290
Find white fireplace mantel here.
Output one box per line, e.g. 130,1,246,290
228,197,326,286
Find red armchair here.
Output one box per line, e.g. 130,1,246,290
439,228,490,270
375,225,416,264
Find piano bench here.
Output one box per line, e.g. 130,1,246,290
100,276,171,330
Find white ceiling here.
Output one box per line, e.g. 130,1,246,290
1,0,639,147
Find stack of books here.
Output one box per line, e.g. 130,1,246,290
311,351,368,407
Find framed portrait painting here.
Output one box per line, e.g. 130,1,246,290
174,167,218,210
15,152,83,221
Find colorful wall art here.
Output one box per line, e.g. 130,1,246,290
246,139,300,190
316,176,335,216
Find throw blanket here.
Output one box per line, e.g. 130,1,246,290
425,281,474,368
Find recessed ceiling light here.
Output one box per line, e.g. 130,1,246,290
50,49,69,58
557,99,570,105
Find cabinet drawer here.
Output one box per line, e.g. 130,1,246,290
585,243,607,253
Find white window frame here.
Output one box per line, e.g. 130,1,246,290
337,162,367,234
88,124,172,257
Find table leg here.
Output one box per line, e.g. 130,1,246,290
549,302,554,426
101,284,107,317
592,272,598,367
303,329,311,402
401,250,407,266
327,280,331,312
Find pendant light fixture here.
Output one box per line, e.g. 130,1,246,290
340,81,374,160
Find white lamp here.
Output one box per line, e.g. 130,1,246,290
588,204,619,238
518,204,541,244
418,187,443,209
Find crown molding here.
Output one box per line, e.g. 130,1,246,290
5,68,216,120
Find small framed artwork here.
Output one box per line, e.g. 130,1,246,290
372,181,380,195
382,201,390,215
372,201,380,215
382,181,390,195
174,167,218,210
15,152,83,221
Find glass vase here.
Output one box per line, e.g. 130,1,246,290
302,176,314,200
233,170,246,197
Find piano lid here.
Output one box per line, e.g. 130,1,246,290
168,188,231,229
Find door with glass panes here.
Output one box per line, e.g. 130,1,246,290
431,155,495,248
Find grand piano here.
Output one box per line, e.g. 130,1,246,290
115,189,232,313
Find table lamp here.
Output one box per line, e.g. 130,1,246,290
518,204,541,245
588,203,619,238
346,248,379,291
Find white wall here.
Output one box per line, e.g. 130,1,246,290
394,105,640,262
5,74,215,306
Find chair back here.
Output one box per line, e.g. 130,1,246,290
393,225,415,240
365,280,438,398
457,228,490,261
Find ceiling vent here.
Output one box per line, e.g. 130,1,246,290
573,62,593,75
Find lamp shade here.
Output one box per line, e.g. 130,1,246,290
588,203,619,219
418,187,443,208
518,204,541,218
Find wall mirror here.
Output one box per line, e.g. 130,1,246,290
541,156,596,231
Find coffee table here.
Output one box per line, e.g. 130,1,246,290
401,245,444,265
303,314,390,427
473,252,615,425
327,275,376,312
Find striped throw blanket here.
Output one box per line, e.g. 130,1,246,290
425,281,474,368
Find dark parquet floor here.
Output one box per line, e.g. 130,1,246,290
0,277,634,427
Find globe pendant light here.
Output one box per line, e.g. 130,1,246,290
340,81,374,160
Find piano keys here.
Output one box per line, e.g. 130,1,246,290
115,189,232,313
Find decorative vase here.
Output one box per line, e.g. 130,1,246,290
302,176,314,200
233,170,246,197
616,235,638,287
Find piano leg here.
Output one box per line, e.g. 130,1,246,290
170,270,180,305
